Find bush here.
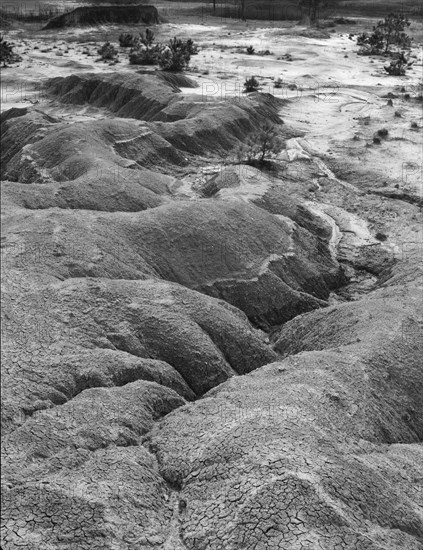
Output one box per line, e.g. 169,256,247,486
357,29,384,55
246,45,255,55
375,232,388,241
411,122,418,128
357,13,411,55
377,128,389,137
0,35,22,67
98,42,118,61
384,52,411,75
243,76,260,92
129,44,161,65
158,38,194,71
274,78,283,89
128,35,198,71
119,33,138,47
236,122,283,165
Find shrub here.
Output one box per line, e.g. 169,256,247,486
129,44,161,65
246,45,255,55
375,232,388,241
384,52,411,75
411,122,418,128
119,33,138,47
243,76,260,92
373,136,381,144
158,38,196,71
377,128,389,137
98,42,118,61
274,78,283,89
357,13,411,55
0,35,22,67
357,29,384,55
237,122,283,165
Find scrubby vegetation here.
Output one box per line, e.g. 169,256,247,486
98,42,118,61
119,33,138,48
384,52,412,75
158,37,198,71
129,32,198,71
0,35,22,67
357,13,411,55
129,44,161,65
236,122,283,166
246,46,272,56
243,76,260,92
140,28,155,47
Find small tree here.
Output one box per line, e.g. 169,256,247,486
185,39,199,55
357,13,411,55
237,122,283,166
98,42,118,61
140,28,155,47
246,45,255,55
243,76,260,93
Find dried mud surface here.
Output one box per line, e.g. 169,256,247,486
1,7,422,550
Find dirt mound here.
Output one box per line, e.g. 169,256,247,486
45,74,288,157
2,197,344,327
1,168,172,212
46,72,182,121
1,277,276,429
43,4,159,29
0,106,28,124
145,259,422,549
2,380,185,549
1,110,188,184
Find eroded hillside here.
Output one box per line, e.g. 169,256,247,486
1,6,422,550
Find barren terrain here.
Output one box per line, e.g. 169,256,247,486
1,2,422,549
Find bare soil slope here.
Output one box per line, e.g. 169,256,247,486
1,8,422,550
